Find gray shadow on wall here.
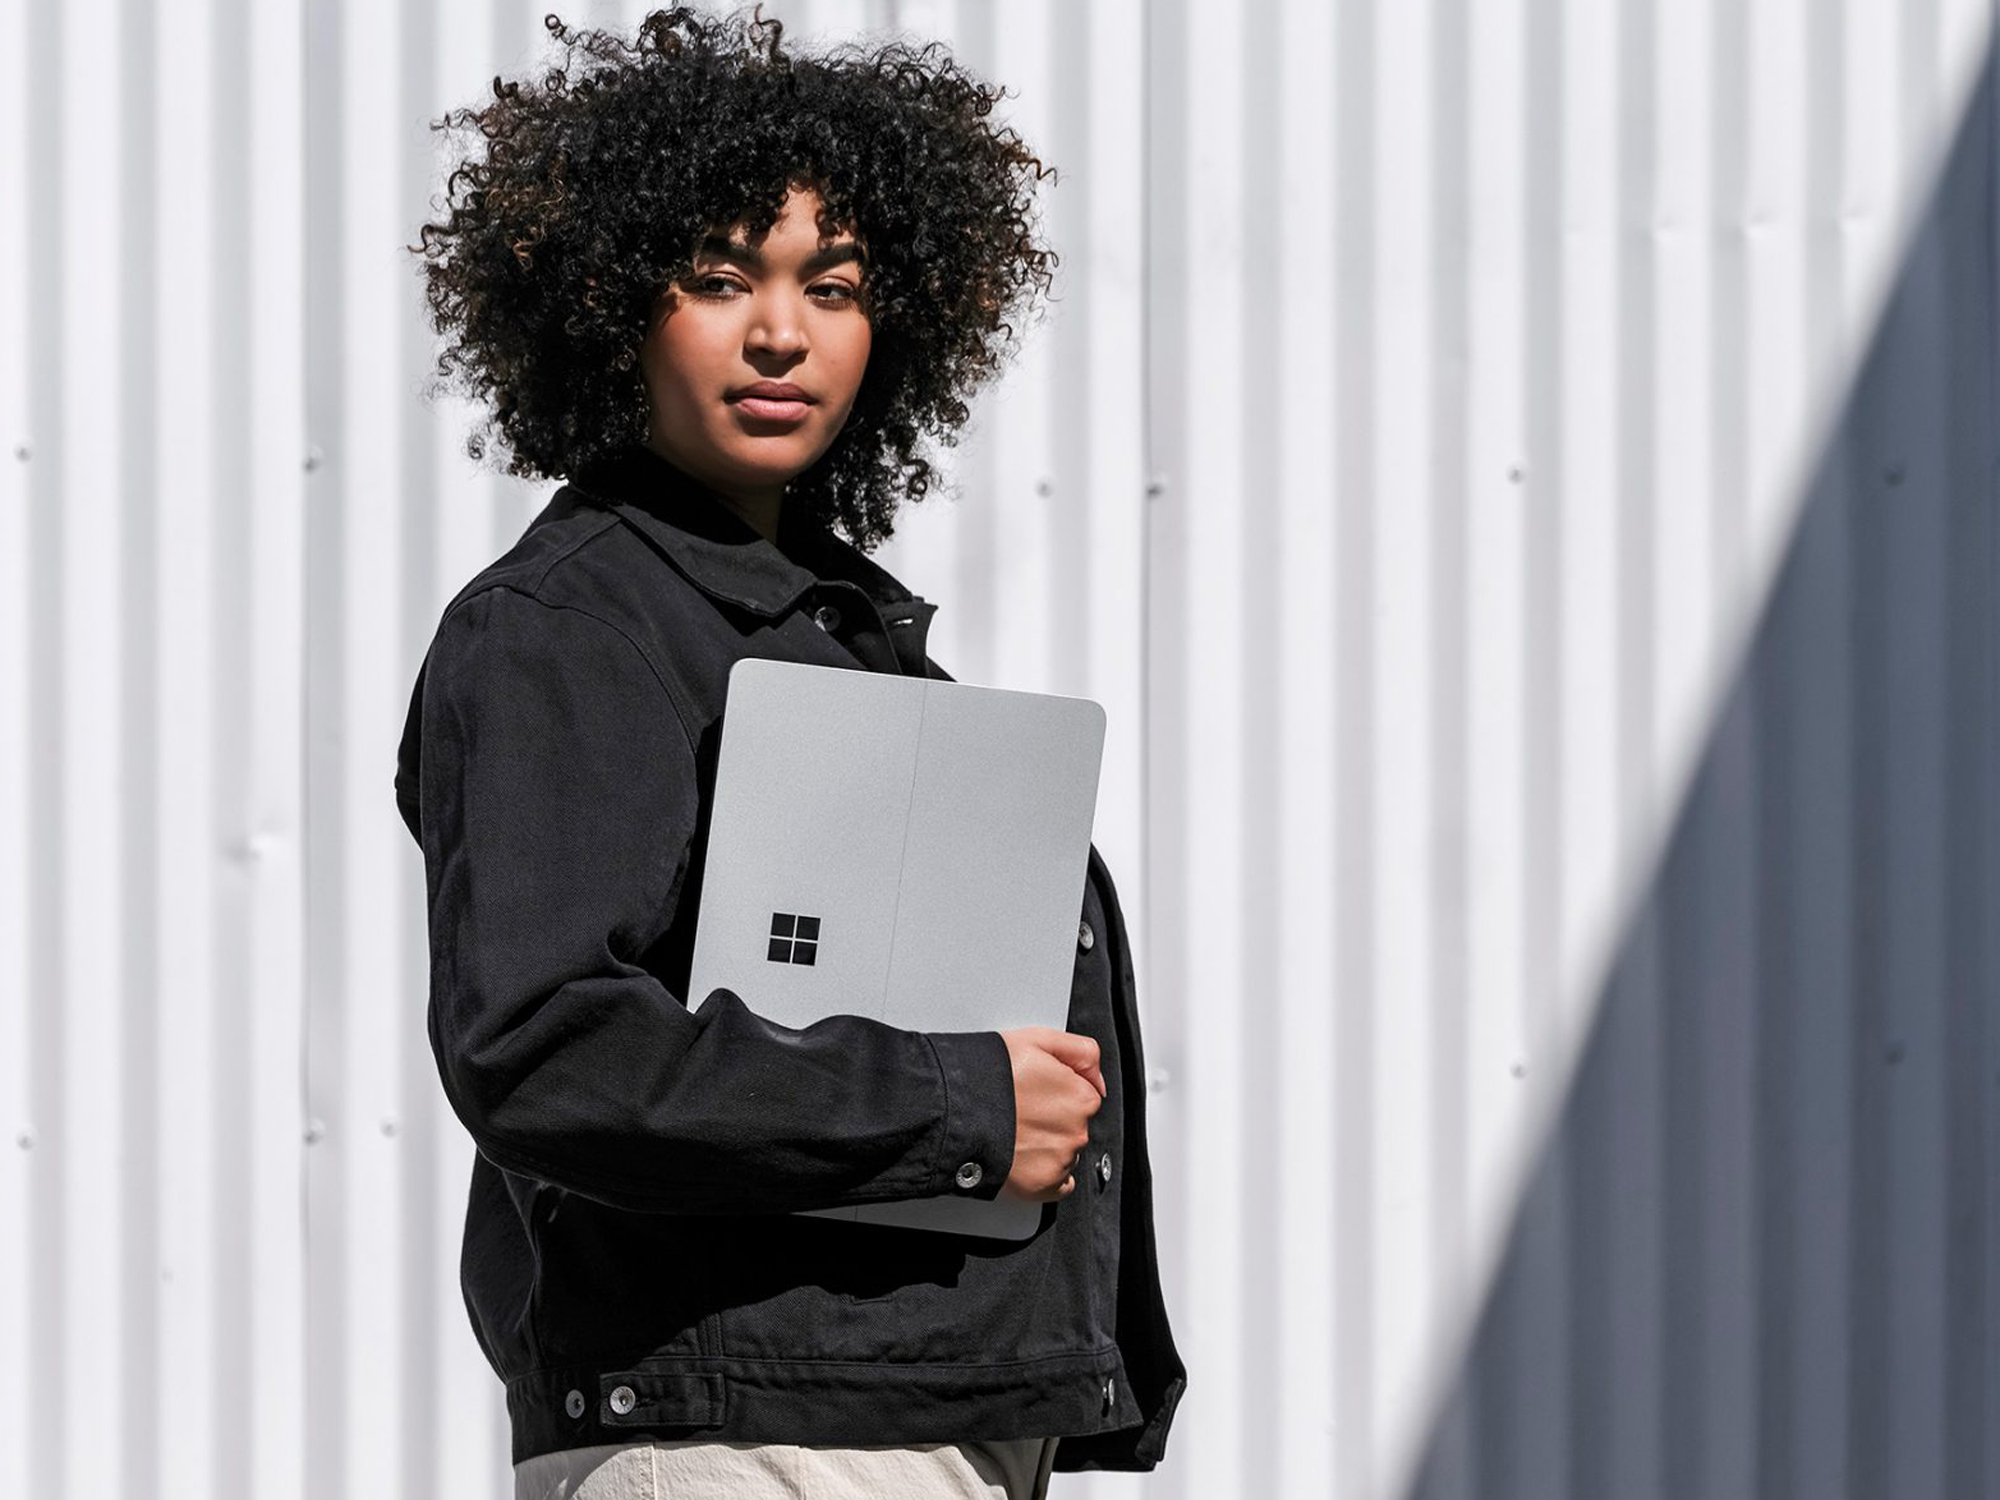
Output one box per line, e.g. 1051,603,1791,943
1407,30,1997,1500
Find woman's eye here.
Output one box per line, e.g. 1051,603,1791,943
682,274,859,303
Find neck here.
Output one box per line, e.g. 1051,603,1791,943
642,438,785,543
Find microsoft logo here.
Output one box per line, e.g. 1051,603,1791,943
768,912,821,965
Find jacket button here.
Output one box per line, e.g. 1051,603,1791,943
1102,1376,1116,1411
954,1161,983,1190
1077,919,1094,952
608,1385,637,1416
813,604,841,631
1097,1151,1112,1185
564,1389,586,1419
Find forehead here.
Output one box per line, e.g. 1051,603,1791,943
696,212,866,270
700,186,862,250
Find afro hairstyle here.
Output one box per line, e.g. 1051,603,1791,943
410,4,1061,549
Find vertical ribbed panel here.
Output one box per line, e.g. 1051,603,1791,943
1,3,1993,1499
0,6,31,1500
5,0,314,1497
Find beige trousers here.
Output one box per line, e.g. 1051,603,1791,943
513,1436,1060,1500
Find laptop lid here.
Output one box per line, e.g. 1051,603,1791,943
687,656,1107,1240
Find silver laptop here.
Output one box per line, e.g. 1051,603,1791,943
687,656,1106,1240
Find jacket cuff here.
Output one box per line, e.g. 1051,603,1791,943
923,1031,1016,1201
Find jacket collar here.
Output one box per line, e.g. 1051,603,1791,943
565,445,921,621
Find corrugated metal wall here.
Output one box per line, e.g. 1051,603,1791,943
2,2,1993,1499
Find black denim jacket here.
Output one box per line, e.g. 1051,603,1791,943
394,445,1185,1470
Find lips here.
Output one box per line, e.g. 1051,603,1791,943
731,396,812,422
730,382,814,403
729,383,815,423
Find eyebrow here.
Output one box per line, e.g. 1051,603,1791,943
696,235,867,273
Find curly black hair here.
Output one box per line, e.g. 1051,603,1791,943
410,4,1060,549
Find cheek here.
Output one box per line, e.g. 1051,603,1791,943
644,312,732,413
829,323,874,402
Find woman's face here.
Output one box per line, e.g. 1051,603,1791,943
639,184,872,513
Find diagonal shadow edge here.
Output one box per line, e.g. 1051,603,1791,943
1399,23,1999,1500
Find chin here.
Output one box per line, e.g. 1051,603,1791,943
723,439,825,479
725,453,810,486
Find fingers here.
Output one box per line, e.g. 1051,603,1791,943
1007,1171,1078,1204
1038,1028,1101,1075
1027,1150,1084,1203
1001,1027,1107,1098
998,1026,1108,1202
1033,1029,1106,1098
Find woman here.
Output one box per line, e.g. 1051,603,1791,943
396,9,1185,1497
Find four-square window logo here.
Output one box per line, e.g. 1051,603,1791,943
768,912,821,965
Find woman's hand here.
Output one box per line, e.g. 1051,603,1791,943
996,1027,1106,1202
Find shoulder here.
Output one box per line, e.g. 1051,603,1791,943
438,488,682,634
426,495,706,746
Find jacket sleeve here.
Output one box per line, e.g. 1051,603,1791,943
414,584,1018,1215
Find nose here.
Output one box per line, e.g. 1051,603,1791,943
746,290,809,359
